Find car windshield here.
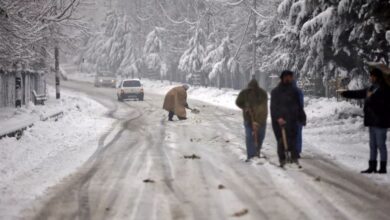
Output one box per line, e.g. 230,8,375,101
123,80,141,87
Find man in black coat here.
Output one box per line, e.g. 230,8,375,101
340,67,390,174
271,70,307,167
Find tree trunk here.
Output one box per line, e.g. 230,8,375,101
55,46,60,99
251,0,257,80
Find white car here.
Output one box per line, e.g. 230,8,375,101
117,79,144,101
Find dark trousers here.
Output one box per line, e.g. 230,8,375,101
272,120,299,163
168,111,186,121
369,127,388,161
168,111,174,121
244,122,266,159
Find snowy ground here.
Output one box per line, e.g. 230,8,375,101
0,88,114,219
65,69,240,110
303,97,390,184
146,80,390,185
24,78,390,220
66,70,390,185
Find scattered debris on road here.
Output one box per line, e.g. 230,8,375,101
184,154,201,159
190,138,202,142
105,207,110,212
232,209,249,217
218,184,225,190
314,176,321,182
190,108,200,114
143,179,155,183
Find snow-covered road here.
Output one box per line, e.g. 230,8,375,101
24,80,390,220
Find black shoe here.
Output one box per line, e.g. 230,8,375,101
378,161,387,174
361,160,377,174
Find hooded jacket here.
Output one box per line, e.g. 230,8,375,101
236,80,268,126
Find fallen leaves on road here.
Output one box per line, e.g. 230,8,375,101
232,209,249,217
314,176,321,182
143,179,155,183
184,154,201,159
218,184,225,190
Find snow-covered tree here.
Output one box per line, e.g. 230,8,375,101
205,35,241,88
143,28,167,80
80,12,136,76
273,0,390,96
178,28,206,82
0,0,84,70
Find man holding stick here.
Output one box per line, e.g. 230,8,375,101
236,79,268,162
271,70,306,167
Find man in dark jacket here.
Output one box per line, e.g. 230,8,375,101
340,67,390,174
271,70,307,167
236,79,268,161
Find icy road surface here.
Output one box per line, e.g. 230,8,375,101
25,80,390,220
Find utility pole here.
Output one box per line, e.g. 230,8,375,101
251,0,257,80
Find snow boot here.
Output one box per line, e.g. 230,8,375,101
361,160,377,174
378,161,387,174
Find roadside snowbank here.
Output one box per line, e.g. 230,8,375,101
142,79,240,110
0,88,113,219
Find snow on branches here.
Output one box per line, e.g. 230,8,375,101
143,28,167,78
0,0,83,70
81,13,135,75
178,28,206,77
271,0,390,95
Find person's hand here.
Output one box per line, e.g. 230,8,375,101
336,89,347,97
336,89,347,93
367,91,373,97
277,118,286,126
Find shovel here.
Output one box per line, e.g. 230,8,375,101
248,108,262,158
